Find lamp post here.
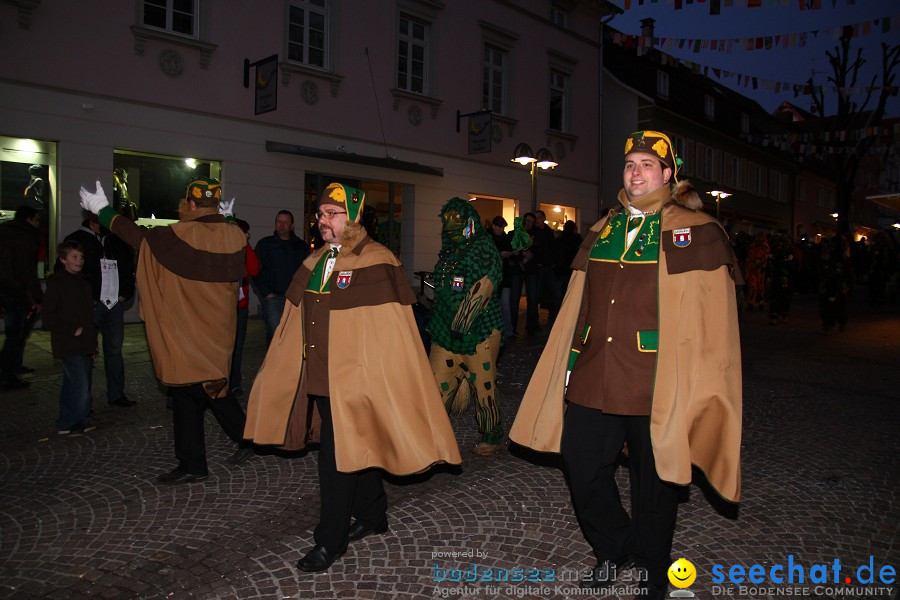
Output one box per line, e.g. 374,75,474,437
707,190,732,221
511,143,558,212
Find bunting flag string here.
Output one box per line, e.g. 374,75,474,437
613,15,896,55
610,30,900,98
622,0,868,16
743,122,898,159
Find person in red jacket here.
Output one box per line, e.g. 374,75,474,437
230,218,260,394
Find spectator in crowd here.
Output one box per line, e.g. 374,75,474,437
744,232,770,311
230,218,260,395
42,240,97,436
489,215,515,338
508,212,538,336
529,210,561,332
254,210,309,345
767,233,796,325
65,211,136,407
79,177,256,484
243,183,460,573
555,219,583,297
866,231,898,307
818,235,854,335
0,205,43,391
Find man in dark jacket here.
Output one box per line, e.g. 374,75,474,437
0,206,43,390
65,211,137,407
253,210,309,345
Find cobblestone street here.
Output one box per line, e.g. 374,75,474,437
0,291,897,600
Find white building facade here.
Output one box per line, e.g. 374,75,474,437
1,0,623,317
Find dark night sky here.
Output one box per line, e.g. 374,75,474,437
606,0,899,118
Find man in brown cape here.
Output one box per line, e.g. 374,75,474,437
510,131,742,600
243,183,461,573
79,177,254,484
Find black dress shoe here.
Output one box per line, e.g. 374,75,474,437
580,555,634,589
633,582,668,600
296,544,347,573
0,377,30,391
156,468,209,485
108,397,137,407
227,446,255,465
347,519,389,542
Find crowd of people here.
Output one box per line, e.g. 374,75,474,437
730,227,898,334
0,127,897,600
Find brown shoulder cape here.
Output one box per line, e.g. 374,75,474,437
244,225,462,475
109,208,246,396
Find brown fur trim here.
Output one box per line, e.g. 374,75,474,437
672,180,703,210
340,220,365,248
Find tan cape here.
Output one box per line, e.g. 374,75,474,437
243,226,462,476
106,207,246,397
509,191,743,503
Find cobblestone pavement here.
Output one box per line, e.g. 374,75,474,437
0,292,897,600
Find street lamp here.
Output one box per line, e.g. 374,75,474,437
511,143,558,212
707,190,732,221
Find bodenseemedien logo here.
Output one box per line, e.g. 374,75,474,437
668,558,696,598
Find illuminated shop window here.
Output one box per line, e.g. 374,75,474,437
0,136,57,278
113,150,221,223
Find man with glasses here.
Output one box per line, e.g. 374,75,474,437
244,182,461,573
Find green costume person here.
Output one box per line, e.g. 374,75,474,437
427,198,504,457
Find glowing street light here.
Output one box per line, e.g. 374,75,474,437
511,143,559,212
707,190,732,221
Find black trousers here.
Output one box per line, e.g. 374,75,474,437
171,384,247,475
560,402,679,585
312,394,387,554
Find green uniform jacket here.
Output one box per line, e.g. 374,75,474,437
243,224,462,476
509,190,743,503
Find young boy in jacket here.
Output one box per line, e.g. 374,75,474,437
43,240,98,435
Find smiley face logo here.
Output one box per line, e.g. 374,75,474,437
668,558,697,588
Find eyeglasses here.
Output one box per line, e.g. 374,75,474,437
315,209,347,220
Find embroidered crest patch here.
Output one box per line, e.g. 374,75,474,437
452,276,465,291
336,271,353,289
673,228,692,248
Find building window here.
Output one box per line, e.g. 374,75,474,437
727,155,742,189
657,70,669,100
549,68,570,132
756,166,768,196
769,171,784,202
748,163,759,194
550,2,569,27
704,94,715,121
397,15,429,94
482,44,507,114
287,0,328,69
702,146,717,182
113,150,221,221
142,0,198,38
741,112,750,135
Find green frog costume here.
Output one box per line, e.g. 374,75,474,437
427,198,504,454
